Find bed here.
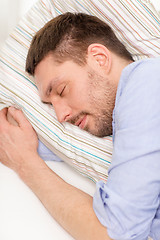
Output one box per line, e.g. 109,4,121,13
0,0,160,239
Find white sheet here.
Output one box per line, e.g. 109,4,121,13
0,1,159,239
0,161,95,240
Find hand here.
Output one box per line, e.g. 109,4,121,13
0,109,111,240
7,108,19,126
0,107,39,173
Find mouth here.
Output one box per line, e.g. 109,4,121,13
75,115,87,130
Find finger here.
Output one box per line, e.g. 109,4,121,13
8,107,31,129
0,108,10,132
0,108,8,123
7,111,19,126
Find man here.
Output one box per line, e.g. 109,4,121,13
0,12,159,239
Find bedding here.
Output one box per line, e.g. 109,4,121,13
0,0,160,183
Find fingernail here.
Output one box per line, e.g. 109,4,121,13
9,107,16,113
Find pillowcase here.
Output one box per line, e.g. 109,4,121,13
0,0,160,183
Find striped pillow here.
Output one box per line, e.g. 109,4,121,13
0,0,160,183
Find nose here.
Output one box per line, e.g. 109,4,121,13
51,99,72,123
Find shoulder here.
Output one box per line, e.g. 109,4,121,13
114,57,160,130
129,57,160,82
120,57,160,93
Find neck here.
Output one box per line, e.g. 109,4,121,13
109,53,133,88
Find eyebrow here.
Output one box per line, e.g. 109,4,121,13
45,77,61,97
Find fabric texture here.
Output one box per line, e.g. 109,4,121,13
93,58,160,240
38,140,63,162
0,0,160,182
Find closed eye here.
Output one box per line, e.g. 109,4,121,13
41,100,52,105
47,86,52,96
60,86,66,96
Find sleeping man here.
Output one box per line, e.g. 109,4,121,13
0,12,160,240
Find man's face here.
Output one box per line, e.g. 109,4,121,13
35,54,116,137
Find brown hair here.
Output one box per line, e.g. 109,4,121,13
26,12,133,75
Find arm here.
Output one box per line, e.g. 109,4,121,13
92,60,160,239
0,107,111,240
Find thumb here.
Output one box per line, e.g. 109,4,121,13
7,109,19,126
8,107,30,128
0,108,8,123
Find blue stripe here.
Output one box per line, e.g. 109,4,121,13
0,90,110,164
74,0,91,14
25,108,110,164
16,26,33,40
136,0,160,25
55,8,62,15
0,59,36,88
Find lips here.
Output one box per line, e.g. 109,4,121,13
75,115,87,129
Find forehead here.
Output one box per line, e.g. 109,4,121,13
34,55,58,98
34,55,88,99
34,56,88,101
34,55,56,83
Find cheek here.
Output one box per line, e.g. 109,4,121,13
70,87,89,107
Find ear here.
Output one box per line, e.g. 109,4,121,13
87,43,112,73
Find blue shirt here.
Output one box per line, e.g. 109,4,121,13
93,58,160,240
38,140,62,162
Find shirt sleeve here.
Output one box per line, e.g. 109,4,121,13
93,59,160,240
38,140,63,162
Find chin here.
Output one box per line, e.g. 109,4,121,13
88,127,112,138
84,120,112,137
86,128,104,138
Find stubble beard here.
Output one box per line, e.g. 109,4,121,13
86,68,116,137
68,67,116,138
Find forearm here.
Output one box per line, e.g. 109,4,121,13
0,108,111,239
19,155,111,240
